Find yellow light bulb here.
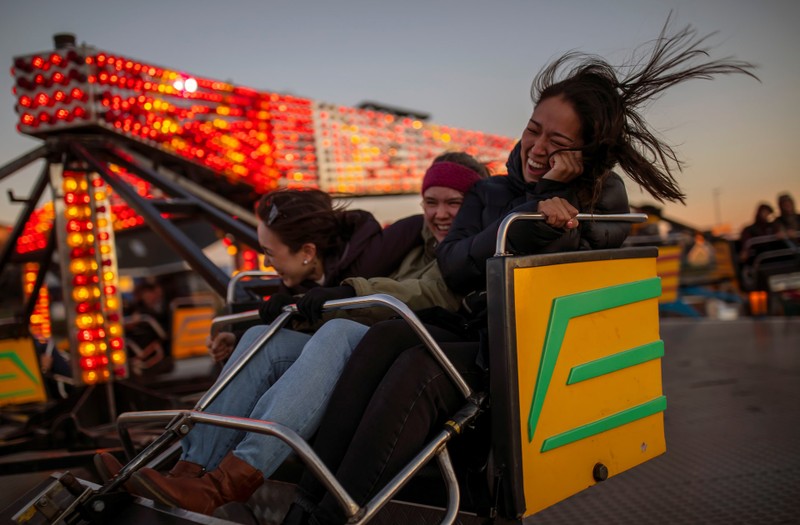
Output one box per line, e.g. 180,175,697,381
70,259,88,274
72,287,90,302
76,313,95,329
79,342,98,356
67,232,85,248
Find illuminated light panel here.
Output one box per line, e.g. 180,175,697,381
10,42,514,202
23,262,52,342
15,202,54,254
58,170,128,384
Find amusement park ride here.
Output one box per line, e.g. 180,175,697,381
0,34,692,525
0,33,515,389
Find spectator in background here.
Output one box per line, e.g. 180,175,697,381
775,193,799,236
739,203,780,262
125,278,173,375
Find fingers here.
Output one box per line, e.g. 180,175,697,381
296,293,325,325
544,150,583,183
208,332,235,362
538,197,579,228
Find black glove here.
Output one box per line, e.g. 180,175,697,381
258,292,295,324
295,285,356,324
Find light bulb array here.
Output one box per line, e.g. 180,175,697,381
59,170,127,384
11,43,515,200
23,262,52,343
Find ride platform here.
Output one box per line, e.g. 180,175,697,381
1,317,798,524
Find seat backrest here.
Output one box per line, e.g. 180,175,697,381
486,247,665,518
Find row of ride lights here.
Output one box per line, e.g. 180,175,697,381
63,172,127,384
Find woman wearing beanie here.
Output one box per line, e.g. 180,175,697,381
123,153,488,515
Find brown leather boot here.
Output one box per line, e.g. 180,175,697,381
94,453,125,483
167,460,206,478
94,452,205,482
130,452,263,515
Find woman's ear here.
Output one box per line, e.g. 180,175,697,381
300,242,318,262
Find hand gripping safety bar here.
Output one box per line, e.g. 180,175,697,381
494,212,647,256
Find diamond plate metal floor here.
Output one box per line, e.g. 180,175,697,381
526,317,800,524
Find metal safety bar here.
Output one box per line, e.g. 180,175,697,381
494,212,648,256
226,270,280,304
115,410,362,519
354,395,484,525
208,294,472,398
109,294,477,523
197,310,292,411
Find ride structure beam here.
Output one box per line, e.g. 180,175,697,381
104,147,260,248
0,144,47,182
71,142,230,298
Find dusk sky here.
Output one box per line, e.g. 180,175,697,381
0,0,797,234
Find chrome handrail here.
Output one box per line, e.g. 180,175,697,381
494,212,648,256
208,294,472,398
116,410,361,518
114,295,475,522
225,270,280,304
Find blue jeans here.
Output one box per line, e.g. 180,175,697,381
180,319,369,477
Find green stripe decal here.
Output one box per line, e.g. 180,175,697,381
527,277,661,442
541,396,667,452
0,389,36,399
0,373,17,380
0,351,41,385
567,341,664,384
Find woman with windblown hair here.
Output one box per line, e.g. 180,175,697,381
284,17,758,525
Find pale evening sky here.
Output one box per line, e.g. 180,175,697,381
0,0,797,234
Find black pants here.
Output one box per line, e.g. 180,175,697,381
295,319,484,524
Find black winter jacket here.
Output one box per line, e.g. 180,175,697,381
437,142,630,295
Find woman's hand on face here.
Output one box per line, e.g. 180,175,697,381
207,331,236,363
543,150,583,183
538,197,580,229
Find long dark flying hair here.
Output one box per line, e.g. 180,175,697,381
531,14,759,205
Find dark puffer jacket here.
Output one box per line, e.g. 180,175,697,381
437,142,630,295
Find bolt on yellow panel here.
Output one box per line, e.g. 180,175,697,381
513,257,666,516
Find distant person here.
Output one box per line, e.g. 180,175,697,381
774,192,799,236
125,279,172,375
739,203,780,261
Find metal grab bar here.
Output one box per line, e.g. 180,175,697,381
114,294,475,522
115,410,361,519
207,294,472,399
209,308,261,336
225,270,280,304
494,212,648,256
